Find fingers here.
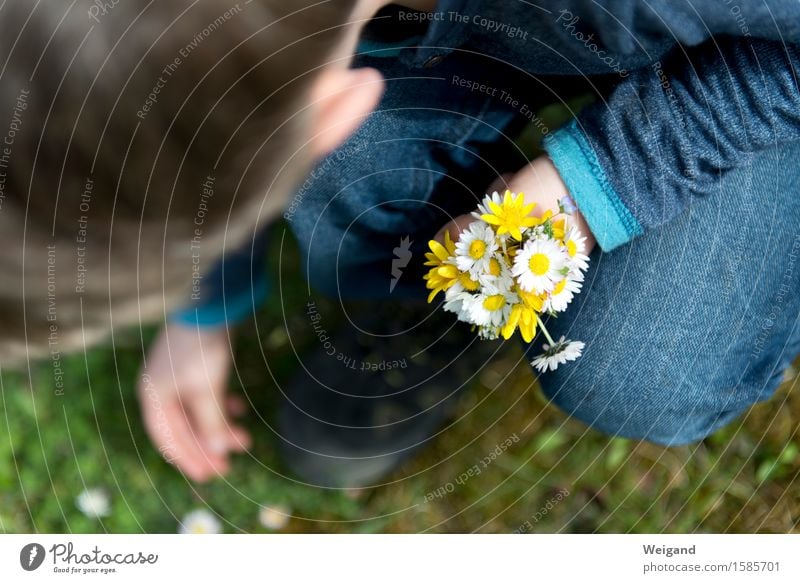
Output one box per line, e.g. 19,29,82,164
226,396,252,453
140,387,250,482
190,394,232,456
229,425,252,453
138,324,251,483
138,378,220,482
188,393,251,460
163,399,228,482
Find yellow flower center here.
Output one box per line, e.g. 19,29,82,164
566,240,577,257
528,253,550,276
488,257,501,276
458,272,480,291
483,294,505,312
553,279,567,295
469,239,487,259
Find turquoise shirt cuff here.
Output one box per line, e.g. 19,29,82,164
543,119,642,251
170,273,269,329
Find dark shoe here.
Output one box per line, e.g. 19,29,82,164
278,299,498,488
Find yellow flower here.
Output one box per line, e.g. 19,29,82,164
481,190,539,241
457,270,481,291
423,231,458,303
551,218,566,240
487,257,502,277
501,303,538,342
501,288,546,342
424,230,456,268
518,288,546,311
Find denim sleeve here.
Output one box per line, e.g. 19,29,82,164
170,227,270,328
544,0,800,56
545,37,800,251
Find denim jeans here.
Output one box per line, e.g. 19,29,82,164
535,140,800,445
286,62,800,446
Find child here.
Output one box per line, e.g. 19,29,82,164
0,0,378,481
4,1,799,486
154,0,800,485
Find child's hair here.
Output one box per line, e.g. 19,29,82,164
0,0,356,365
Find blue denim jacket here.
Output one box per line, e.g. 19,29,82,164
173,0,800,327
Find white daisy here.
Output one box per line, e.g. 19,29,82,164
512,238,568,294
76,488,111,518
543,276,583,313
563,226,590,273
531,336,585,372
443,271,481,323
179,509,222,534
443,291,473,323
464,286,516,328
471,191,503,221
455,221,498,275
259,504,291,531
477,253,513,292
448,270,482,296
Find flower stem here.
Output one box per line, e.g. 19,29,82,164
536,314,556,345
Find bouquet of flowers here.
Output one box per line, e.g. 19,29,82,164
424,190,590,372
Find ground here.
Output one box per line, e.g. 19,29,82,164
1,228,798,534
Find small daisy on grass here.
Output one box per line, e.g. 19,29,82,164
259,504,291,531
76,488,111,518
179,509,222,534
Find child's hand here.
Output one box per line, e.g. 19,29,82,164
137,323,251,482
438,157,596,253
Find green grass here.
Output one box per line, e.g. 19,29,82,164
1,228,798,534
